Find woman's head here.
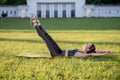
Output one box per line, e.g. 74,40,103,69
83,43,96,53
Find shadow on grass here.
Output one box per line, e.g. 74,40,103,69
78,55,120,62
17,54,119,62
0,38,43,43
0,38,120,46
19,55,120,62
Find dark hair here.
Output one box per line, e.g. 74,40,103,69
86,43,96,53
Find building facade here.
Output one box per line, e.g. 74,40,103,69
84,5,120,17
0,0,120,18
0,5,28,18
27,0,85,18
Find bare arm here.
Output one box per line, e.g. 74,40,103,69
90,53,107,56
90,51,114,57
74,51,114,57
95,50,113,53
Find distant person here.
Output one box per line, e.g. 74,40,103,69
31,16,113,57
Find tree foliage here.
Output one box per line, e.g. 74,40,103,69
0,0,6,4
0,0,120,5
86,0,120,4
0,0,26,5
1,12,7,18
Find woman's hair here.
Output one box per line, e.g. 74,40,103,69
85,43,96,53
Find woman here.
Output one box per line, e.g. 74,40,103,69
31,16,113,57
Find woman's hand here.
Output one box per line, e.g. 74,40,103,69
105,50,114,54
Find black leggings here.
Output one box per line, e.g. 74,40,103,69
35,25,62,57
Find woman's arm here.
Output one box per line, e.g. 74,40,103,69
95,50,113,53
90,53,107,56
74,51,114,57
90,51,114,57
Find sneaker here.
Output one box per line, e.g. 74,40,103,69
30,15,41,27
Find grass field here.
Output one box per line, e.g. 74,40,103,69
0,18,120,80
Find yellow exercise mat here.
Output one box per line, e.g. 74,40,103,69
17,53,51,58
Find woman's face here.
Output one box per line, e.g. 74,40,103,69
83,44,90,53
83,43,96,54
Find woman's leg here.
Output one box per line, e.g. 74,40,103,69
35,26,62,56
33,18,62,57
38,26,62,53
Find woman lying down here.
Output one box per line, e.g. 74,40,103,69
31,16,113,57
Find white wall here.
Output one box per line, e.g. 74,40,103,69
0,5,28,18
84,5,120,17
0,0,120,18
0,6,17,17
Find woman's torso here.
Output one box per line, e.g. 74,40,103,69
61,49,83,56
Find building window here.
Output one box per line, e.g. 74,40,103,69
54,4,58,18
46,10,50,18
37,3,42,17
37,10,41,17
109,11,111,14
14,11,16,15
62,10,66,18
10,11,12,14
71,10,75,17
62,4,66,18
117,10,119,14
71,3,75,18
54,10,58,18
46,4,50,18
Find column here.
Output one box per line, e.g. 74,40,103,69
41,4,44,18
42,4,46,18
58,3,62,18
66,3,69,18
50,4,54,18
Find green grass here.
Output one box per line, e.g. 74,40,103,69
0,18,120,80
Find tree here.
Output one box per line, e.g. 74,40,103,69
4,0,26,5
102,0,112,4
0,0,6,4
86,0,120,4
1,12,7,18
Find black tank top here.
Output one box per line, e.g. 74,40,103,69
61,49,78,56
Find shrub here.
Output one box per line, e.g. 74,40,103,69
1,12,8,18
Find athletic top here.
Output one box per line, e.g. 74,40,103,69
61,48,97,57
61,49,79,56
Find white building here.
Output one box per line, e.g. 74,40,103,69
0,0,120,18
0,5,28,18
84,5,120,17
27,0,85,18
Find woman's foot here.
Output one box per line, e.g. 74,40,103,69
31,15,41,27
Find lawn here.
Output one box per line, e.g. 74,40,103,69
0,18,120,80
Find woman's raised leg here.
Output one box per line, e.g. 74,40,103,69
31,17,62,57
